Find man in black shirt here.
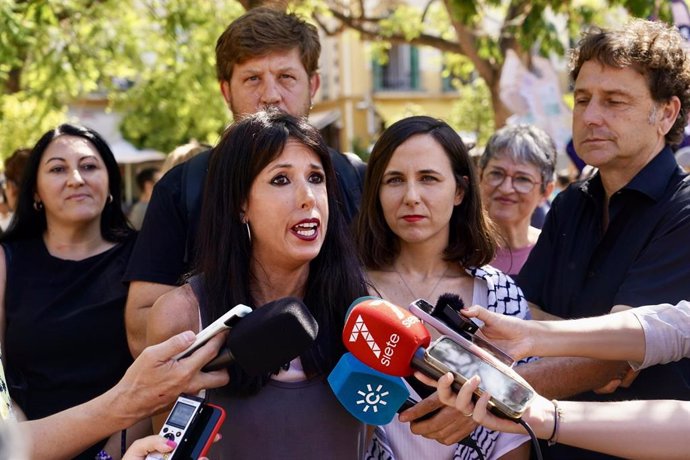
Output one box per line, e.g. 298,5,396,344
124,8,366,356
515,19,690,459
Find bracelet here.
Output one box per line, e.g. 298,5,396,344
95,451,113,460
547,399,562,446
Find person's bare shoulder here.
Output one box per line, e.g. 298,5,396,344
146,284,200,346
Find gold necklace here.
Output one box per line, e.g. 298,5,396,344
394,264,450,301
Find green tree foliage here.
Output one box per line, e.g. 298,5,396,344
312,0,672,136
0,0,243,159
115,0,245,152
448,77,494,148
0,0,675,159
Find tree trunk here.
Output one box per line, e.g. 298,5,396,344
6,67,21,94
488,75,511,128
238,0,287,9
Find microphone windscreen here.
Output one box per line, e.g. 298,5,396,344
435,293,465,314
434,293,478,336
328,353,409,425
343,297,431,377
229,297,319,376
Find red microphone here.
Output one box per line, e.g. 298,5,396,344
343,296,436,377
344,297,537,422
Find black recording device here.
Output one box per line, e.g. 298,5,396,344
410,296,515,367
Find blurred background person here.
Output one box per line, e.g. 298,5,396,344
675,145,690,173
478,125,555,275
158,140,209,176
1,124,141,459
1,148,31,231
550,168,575,202
128,167,160,230
356,116,531,459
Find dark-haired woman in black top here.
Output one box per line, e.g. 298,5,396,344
1,124,140,459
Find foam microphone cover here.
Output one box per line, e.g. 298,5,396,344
213,297,318,376
343,296,431,377
434,293,465,314
435,293,478,336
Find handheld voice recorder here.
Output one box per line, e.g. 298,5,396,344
145,394,225,460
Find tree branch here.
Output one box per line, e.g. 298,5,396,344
439,0,498,85
324,8,461,53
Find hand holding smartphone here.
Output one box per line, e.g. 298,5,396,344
173,304,252,361
423,336,535,420
409,299,515,367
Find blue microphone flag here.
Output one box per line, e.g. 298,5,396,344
328,353,410,425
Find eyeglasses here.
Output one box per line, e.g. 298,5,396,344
483,170,541,194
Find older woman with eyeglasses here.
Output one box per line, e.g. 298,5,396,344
479,125,556,275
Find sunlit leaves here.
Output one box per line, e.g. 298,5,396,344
448,78,494,147
379,5,424,40
1,0,244,159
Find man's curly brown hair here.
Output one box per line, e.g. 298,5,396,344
570,19,690,146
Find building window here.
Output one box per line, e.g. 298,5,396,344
373,44,419,91
442,65,469,93
442,71,457,92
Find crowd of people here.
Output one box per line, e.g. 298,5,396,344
0,6,688,460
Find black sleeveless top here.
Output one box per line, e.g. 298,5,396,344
3,236,135,459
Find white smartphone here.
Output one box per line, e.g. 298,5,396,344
173,304,252,360
423,336,535,420
408,299,515,367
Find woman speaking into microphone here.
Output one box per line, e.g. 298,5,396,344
146,110,369,459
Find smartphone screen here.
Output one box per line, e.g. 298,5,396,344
424,337,533,417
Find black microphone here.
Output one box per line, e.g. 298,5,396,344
203,297,319,375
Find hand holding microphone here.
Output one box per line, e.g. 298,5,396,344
201,297,319,375
150,297,319,459
337,298,477,445
409,296,515,367
327,352,472,444
343,297,535,420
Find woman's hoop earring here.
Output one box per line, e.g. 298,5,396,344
33,200,43,211
240,213,251,242
108,194,113,204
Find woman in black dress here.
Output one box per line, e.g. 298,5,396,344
1,124,138,459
